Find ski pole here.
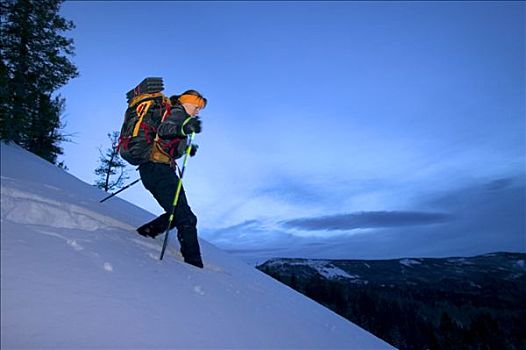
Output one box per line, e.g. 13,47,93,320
160,132,195,260
99,178,141,203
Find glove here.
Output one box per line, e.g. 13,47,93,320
182,117,202,135
189,144,199,157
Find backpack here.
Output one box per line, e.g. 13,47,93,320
118,77,172,166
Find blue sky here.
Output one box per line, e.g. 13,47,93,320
58,1,525,262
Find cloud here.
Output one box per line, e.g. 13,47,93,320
485,178,516,191
203,220,261,241
204,174,525,263
259,180,325,205
281,211,453,231
201,219,299,250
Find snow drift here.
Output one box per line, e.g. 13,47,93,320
0,143,392,349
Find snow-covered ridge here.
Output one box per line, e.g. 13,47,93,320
259,252,526,290
266,259,361,280
400,258,422,267
314,262,360,280
1,143,392,349
1,178,133,231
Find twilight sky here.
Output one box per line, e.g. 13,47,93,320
57,1,525,263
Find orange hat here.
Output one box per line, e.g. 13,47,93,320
178,94,206,109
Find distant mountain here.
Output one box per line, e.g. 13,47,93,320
257,252,526,350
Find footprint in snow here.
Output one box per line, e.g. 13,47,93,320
193,285,205,295
67,239,84,251
103,262,114,272
36,229,88,252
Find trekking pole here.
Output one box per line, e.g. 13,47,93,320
160,132,195,260
99,178,141,203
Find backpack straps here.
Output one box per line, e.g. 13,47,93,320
150,95,173,161
132,100,154,137
127,92,171,137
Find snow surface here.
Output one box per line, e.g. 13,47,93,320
313,263,359,281
399,259,422,268
0,143,393,349
267,259,360,281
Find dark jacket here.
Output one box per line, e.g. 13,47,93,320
150,104,190,164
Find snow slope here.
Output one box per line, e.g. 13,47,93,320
0,143,393,349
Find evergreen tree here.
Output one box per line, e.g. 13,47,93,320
0,0,78,163
95,131,129,192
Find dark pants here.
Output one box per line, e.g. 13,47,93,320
139,162,202,265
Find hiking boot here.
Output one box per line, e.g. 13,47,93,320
137,214,175,239
184,256,204,269
137,223,161,239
